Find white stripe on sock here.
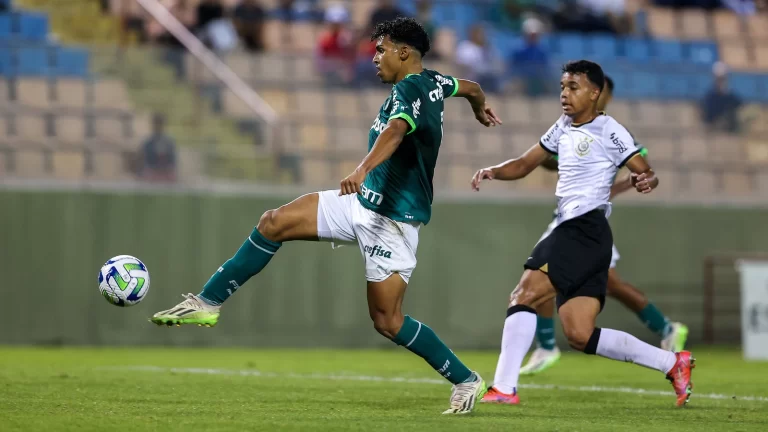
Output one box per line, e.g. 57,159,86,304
248,236,276,255
405,321,422,348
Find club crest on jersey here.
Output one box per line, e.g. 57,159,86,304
574,135,593,157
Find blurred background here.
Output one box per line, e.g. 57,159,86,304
1,0,768,352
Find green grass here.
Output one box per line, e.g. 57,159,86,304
1,347,767,431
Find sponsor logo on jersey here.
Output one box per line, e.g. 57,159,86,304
574,135,593,157
363,244,392,259
371,116,386,134
435,74,452,86
610,132,628,154
361,184,384,205
429,86,444,102
412,98,421,118
543,123,560,145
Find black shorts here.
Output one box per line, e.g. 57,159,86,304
525,209,613,311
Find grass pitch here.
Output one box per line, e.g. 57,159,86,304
1,347,767,431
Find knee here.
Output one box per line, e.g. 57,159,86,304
257,208,283,241
508,282,543,308
563,325,594,352
371,312,404,339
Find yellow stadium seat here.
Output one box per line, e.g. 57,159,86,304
606,100,632,123
93,79,130,110
52,151,86,180
333,123,368,153
0,78,8,102
504,96,533,125
712,10,744,41
719,40,752,70
14,149,46,178
747,14,768,40
16,115,48,141
723,171,752,195
753,46,768,71
94,116,126,142
55,115,86,145
91,151,130,180
17,79,51,108
746,139,768,162
448,164,476,191
647,8,677,39
55,79,87,109
302,158,332,188
710,133,744,162
223,89,252,117
299,123,329,152
261,90,290,115
295,90,327,118
474,129,504,155
680,134,708,163
329,91,362,120
680,9,710,39
688,170,717,196
226,53,253,80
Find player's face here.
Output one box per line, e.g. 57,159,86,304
560,72,600,117
373,36,400,84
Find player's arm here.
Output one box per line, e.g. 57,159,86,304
540,156,558,172
625,153,659,194
470,143,550,191
339,119,409,196
611,147,648,198
451,79,502,127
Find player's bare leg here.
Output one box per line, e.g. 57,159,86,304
520,297,561,375
559,296,694,406
607,269,689,352
150,193,320,326
482,269,556,404
368,274,486,414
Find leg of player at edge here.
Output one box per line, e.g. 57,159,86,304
520,268,689,376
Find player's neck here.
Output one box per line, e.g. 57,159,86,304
571,109,600,126
394,64,424,84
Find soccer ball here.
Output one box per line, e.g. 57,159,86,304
98,255,150,307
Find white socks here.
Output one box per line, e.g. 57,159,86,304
493,307,537,394
596,328,677,374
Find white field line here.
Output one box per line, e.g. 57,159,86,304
115,365,768,403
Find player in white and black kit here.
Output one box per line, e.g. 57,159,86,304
470,61,695,407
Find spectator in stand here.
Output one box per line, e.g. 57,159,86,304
369,0,406,28
272,0,320,22
140,114,178,183
578,0,634,35
148,0,196,46
700,62,743,134
316,4,354,86
495,0,536,32
552,0,614,33
455,24,503,93
196,0,224,32
416,0,437,44
234,0,266,52
510,17,550,96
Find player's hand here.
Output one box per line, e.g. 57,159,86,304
630,172,655,194
339,168,366,196
471,167,495,191
474,104,502,127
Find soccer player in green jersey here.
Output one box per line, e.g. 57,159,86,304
507,76,688,379
150,17,502,415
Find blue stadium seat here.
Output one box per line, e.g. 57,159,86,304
0,14,11,40
689,73,713,98
653,40,684,64
555,33,587,58
729,73,760,101
686,41,718,65
53,47,88,77
659,73,690,99
16,46,48,75
432,3,479,37
623,38,651,62
607,71,630,98
18,12,48,42
589,34,618,59
0,46,10,74
627,71,660,99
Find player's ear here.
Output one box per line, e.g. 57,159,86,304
399,45,410,61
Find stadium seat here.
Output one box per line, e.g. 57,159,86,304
54,78,86,109
14,149,47,177
679,9,710,40
719,40,751,71
448,164,476,191
712,10,743,41
351,0,376,28
676,102,701,129
93,116,126,141
15,114,48,141
659,73,691,99
294,89,326,118
55,115,86,145
53,47,88,77
647,8,677,39
473,129,503,155
360,89,389,115
299,123,329,152
263,20,288,51
291,56,321,84
0,46,10,75
533,98,563,123
722,171,752,196
93,79,130,110
225,53,252,79
588,35,618,60
0,13,11,40
626,71,660,99
623,38,651,62
746,14,768,40
52,151,85,180
16,78,50,108
503,96,532,126
653,40,684,64
636,101,667,128
223,88,252,117
688,170,717,195
91,151,129,180
261,89,289,115
728,74,760,100
555,34,587,58
18,12,48,43
687,41,718,65
441,130,470,158
333,123,368,154
649,168,679,197
746,139,768,162
132,114,151,143
753,46,768,71
16,47,49,76
329,91,362,120
301,159,332,187
289,23,319,53
708,133,744,162
254,53,288,84
680,134,709,162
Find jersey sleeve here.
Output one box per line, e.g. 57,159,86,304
434,73,460,98
603,119,641,167
539,115,566,155
389,79,423,135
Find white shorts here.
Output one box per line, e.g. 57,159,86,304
317,190,421,283
538,219,620,269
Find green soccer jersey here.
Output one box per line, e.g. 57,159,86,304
358,69,459,225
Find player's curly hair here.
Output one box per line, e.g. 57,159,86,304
562,60,605,91
371,17,431,57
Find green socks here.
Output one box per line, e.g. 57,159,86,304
199,228,281,305
637,303,672,337
392,315,474,385
536,316,557,350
